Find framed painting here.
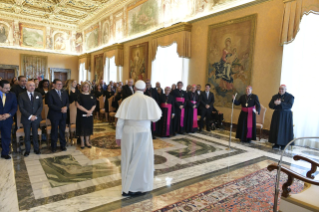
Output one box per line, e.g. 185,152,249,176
206,14,257,108
85,26,99,51
127,0,159,36
94,54,104,81
129,42,148,81
20,24,45,49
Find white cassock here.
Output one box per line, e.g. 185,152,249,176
116,90,162,193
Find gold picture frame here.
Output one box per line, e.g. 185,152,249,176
206,14,257,108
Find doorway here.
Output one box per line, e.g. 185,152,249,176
54,72,68,85
0,69,15,81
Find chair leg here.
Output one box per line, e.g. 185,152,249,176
39,134,42,150
260,128,262,141
15,135,20,153
46,133,50,149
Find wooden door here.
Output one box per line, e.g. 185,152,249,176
54,72,68,85
0,69,15,81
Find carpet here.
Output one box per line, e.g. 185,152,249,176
155,168,304,212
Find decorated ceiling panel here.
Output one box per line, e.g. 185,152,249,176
0,0,257,55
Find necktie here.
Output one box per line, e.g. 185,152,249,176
30,93,34,104
2,93,5,107
58,90,62,100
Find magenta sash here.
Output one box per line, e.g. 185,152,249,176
152,122,156,131
191,101,198,128
241,106,255,139
161,103,172,136
176,97,185,127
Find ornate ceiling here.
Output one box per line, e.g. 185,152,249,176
0,0,125,28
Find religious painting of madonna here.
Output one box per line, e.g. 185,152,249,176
129,42,149,81
206,14,257,108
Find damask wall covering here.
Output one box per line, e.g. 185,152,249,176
0,0,259,55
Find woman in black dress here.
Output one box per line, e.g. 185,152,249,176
94,84,104,113
36,79,50,104
104,85,115,121
112,86,123,112
65,79,80,124
76,82,96,149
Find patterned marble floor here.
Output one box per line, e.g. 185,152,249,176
1,122,319,212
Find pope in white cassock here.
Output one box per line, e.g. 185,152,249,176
115,80,162,196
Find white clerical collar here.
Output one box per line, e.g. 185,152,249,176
135,90,143,94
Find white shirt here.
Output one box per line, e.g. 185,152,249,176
27,91,34,101
206,91,209,98
129,86,134,94
27,91,37,120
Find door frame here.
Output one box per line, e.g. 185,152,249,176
0,64,19,77
49,68,71,82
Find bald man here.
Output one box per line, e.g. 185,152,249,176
233,86,260,143
122,79,135,99
269,85,294,149
18,81,43,156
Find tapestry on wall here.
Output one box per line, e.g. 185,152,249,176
20,24,45,49
128,0,159,36
94,54,104,81
129,42,148,82
20,54,47,80
206,14,257,108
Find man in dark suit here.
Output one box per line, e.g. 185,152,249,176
199,84,215,132
18,81,43,156
11,76,26,130
0,80,17,159
99,79,107,91
47,79,69,152
11,76,27,99
122,79,135,99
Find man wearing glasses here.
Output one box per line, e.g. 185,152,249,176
47,79,69,153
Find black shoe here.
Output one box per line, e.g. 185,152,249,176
130,191,147,197
24,151,30,157
1,155,11,159
34,150,41,155
206,128,211,131
61,147,67,151
122,192,130,197
198,129,202,132
81,146,85,149
152,136,156,139
52,149,57,153
272,145,280,150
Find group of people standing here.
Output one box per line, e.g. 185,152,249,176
233,84,294,149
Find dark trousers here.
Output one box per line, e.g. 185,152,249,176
0,121,12,155
200,108,212,130
50,118,66,150
23,121,40,152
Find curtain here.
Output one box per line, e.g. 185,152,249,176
21,54,47,80
281,14,319,148
103,44,124,67
280,0,319,45
104,56,119,83
151,43,189,88
150,22,192,61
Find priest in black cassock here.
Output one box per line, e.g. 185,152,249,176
186,85,200,133
144,80,160,138
233,86,260,143
268,84,294,149
159,87,175,137
172,81,188,134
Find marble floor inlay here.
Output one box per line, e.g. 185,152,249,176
3,121,319,212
